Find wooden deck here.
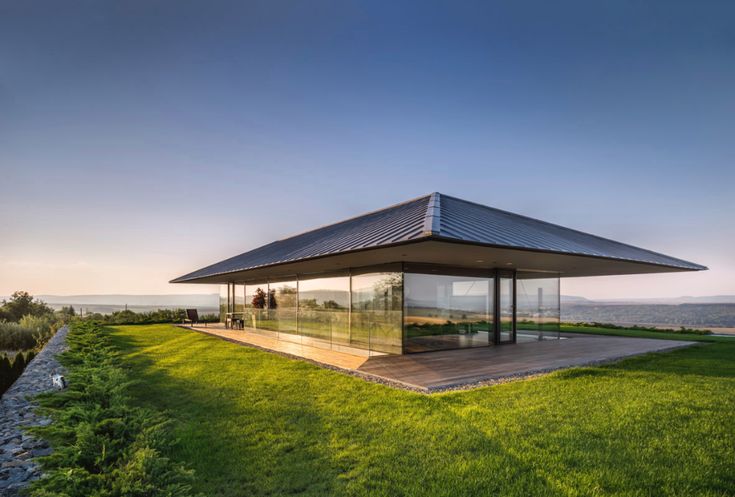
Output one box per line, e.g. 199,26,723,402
184,324,369,370
358,334,697,391
182,324,697,392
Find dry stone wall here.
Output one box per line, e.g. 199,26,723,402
0,325,68,496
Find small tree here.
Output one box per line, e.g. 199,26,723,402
1,291,54,322
252,288,267,309
0,355,12,393
268,290,277,310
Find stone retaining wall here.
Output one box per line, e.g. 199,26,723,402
0,325,68,496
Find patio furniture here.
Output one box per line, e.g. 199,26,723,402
184,309,203,327
226,312,245,330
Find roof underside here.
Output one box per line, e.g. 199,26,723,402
171,193,706,283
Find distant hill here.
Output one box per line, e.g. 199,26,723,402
2,292,733,328
562,303,735,328
4,294,222,315
561,295,735,305
35,294,219,307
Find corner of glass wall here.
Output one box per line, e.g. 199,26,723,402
515,272,560,342
350,268,403,356
403,265,495,353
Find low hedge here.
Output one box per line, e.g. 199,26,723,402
0,350,36,396
28,321,201,497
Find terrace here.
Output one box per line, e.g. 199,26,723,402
182,323,696,391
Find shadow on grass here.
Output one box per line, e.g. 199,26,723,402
106,325,735,497
109,328,349,496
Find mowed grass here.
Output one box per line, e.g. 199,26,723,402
559,324,734,342
109,324,735,497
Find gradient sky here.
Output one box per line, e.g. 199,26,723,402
1,0,733,299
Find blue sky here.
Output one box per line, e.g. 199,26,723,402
1,0,733,298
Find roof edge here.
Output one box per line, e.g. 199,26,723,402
170,235,706,284
438,193,707,271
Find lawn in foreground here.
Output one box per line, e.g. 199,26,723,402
109,324,735,497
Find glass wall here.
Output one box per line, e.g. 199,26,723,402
268,280,298,341
298,275,350,349
219,284,229,322
351,272,403,355
516,272,560,341
404,272,494,353
245,283,271,334
234,284,244,314
220,265,553,355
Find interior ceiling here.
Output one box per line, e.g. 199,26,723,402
180,240,702,284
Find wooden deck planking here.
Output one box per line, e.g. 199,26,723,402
185,324,369,370
357,335,697,390
181,324,697,392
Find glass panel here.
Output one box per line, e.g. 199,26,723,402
219,285,228,322
268,280,299,341
234,284,244,313
298,276,349,349
499,276,514,342
245,283,273,335
516,273,560,342
351,272,403,355
404,273,493,353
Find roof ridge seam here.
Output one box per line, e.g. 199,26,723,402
422,192,442,236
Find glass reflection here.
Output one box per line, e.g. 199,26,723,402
351,272,403,355
298,276,349,349
245,283,272,335
219,284,228,322
404,273,493,352
516,273,560,342
268,280,298,341
498,276,514,342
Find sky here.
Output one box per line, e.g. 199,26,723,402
1,0,733,299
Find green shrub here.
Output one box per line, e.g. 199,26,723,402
565,321,712,335
83,308,220,326
19,313,54,333
0,350,37,396
0,354,13,394
29,321,200,497
0,290,54,322
0,321,38,350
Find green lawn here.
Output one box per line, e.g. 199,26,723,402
109,324,735,497
559,323,734,342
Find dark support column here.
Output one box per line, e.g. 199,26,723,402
493,270,500,345
512,270,517,344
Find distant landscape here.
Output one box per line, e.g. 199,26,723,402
5,293,733,331
28,294,220,316
560,295,735,330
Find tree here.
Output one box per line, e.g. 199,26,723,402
0,291,54,322
252,288,267,309
60,305,76,317
268,289,277,310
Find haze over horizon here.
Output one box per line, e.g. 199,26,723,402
2,1,733,299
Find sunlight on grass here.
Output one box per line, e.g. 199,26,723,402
109,324,735,497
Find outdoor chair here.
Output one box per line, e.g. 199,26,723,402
184,309,203,327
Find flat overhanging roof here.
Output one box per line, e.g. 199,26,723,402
171,193,706,284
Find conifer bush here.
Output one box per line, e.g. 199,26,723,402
29,321,200,497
